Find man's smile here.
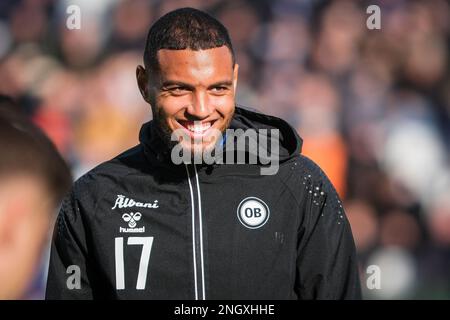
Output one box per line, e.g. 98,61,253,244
176,119,219,138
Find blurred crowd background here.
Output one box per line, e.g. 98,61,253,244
0,0,449,299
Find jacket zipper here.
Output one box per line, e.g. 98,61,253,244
185,164,206,300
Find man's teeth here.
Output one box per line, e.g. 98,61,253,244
186,122,211,133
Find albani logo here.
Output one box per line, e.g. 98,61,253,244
112,194,159,210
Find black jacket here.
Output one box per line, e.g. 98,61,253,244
46,106,361,300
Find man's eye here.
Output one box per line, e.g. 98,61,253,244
211,87,227,93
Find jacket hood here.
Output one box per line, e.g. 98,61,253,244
229,105,302,162
139,105,303,168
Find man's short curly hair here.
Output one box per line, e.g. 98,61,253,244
143,7,235,74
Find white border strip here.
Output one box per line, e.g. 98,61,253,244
193,165,206,300
185,164,198,300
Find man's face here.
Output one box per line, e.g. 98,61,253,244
0,176,53,299
138,46,238,154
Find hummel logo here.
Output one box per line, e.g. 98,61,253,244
112,194,159,210
122,212,141,228
120,212,146,233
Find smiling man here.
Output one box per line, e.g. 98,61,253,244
136,13,239,161
46,7,361,300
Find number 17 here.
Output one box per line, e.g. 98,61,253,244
115,236,154,290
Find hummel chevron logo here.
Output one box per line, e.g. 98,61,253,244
112,194,159,210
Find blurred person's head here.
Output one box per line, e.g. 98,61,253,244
114,0,153,39
110,0,153,50
216,0,259,51
215,1,259,88
36,68,83,115
380,210,421,250
9,0,48,44
359,34,398,88
295,73,340,135
403,35,447,88
136,7,239,155
345,199,379,253
253,13,310,65
407,1,448,38
55,0,113,69
0,96,71,299
258,62,304,121
59,20,104,68
0,45,54,98
95,52,149,116
312,0,364,75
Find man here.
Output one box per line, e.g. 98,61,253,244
46,8,361,299
0,95,71,299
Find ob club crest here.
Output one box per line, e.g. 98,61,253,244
237,197,270,229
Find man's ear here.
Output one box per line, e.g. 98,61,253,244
136,65,152,104
233,63,239,94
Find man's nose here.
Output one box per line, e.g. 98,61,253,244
186,90,212,119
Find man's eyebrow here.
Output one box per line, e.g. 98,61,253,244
160,80,233,89
207,81,233,88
